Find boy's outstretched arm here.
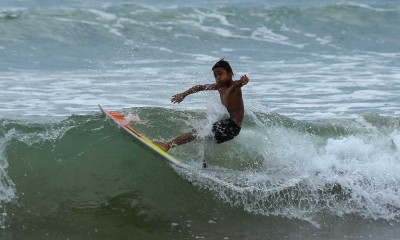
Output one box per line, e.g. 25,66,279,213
224,75,249,97
171,83,217,104
232,75,249,87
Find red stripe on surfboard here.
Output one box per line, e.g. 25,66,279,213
109,111,124,122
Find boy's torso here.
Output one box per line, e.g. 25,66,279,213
218,85,244,127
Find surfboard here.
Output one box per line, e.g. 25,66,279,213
99,105,184,167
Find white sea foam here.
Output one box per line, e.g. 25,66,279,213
179,19,238,38
187,54,218,62
281,24,334,46
175,110,400,224
173,33,199,40
0,131,17,228
88,9,117,21
337,2,399,12
177,9,245,39
190,8,234,27
251,26,306,48
1,50,399,121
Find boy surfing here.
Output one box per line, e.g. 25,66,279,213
154,59,249,152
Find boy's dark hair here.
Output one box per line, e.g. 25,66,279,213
212,58,233,75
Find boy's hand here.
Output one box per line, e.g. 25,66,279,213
171,93,186,104
240,75,249,86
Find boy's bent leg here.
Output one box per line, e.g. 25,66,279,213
153,130,197,152
170,131,197,146
153,141,171,152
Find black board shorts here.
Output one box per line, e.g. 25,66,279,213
212,118,241,144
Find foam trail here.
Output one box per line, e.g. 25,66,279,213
0,131,17,229
120,113,142,125
172,109,400,225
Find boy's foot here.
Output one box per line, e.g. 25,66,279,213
153,142,170,152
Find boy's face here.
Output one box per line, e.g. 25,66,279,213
213,67,233,86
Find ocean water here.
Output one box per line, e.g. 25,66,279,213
1,0,400,239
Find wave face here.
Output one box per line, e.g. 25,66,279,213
1,108,399,232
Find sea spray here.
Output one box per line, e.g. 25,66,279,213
173,110,400,224
0,130,17,229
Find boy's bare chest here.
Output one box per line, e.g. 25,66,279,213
218,85,230,95
218,86,239,104
218,87,228,101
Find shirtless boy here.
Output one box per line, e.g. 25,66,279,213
154,59,249,152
